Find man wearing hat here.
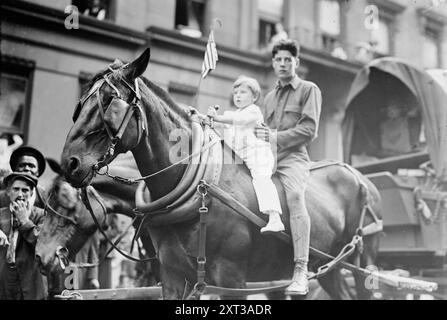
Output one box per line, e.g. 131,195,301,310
0,172,47,299
0,146,47,209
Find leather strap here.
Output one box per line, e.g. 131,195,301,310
135,121,204,213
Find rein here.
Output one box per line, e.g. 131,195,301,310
81,187,157,264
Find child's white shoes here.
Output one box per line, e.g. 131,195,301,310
261,212,285,234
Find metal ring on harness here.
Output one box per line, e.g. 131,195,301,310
197,182,208,197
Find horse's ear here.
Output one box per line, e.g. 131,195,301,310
112,59,123,68
47,158,62,175
123,48,151,80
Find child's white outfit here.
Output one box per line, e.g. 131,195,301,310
223,104,282,216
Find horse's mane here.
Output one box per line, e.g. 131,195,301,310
141,77,190,123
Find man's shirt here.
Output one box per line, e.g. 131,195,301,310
263,75,322,159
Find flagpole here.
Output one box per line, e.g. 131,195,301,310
192,18,222,109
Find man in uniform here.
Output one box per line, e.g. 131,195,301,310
257,39,322,295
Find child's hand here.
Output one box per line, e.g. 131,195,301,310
207,106,218,118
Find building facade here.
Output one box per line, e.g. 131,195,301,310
1,0,446,183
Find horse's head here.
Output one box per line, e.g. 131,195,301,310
36,161,108,275
62,49,151,188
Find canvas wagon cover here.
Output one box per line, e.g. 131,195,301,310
343,57,447,181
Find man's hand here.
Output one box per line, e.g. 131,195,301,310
0,229,9,247
254,123,271,143
11,200,31,226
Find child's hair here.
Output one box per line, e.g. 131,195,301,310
233,75,262,103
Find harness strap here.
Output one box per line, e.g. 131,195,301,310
134,121,204,212
81,187,156,263
207,182,359,267
96,90,115,142
186,183,209,300
185,180,375,298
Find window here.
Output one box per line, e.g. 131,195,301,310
317,0,346,54
72,0,113,21
175,0,206,38
418,8,444,69
0,56,34,144
319,0,341,37
371,20,390,55
368,0,404,56
258,0,284,48
423,29,441,69
0,75,27,136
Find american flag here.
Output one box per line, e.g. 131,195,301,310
201,30,219,79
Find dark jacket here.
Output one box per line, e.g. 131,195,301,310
0,206,48,300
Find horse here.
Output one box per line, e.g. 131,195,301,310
35,154,160,288
58,48,383,300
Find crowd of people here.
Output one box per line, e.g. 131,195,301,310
0,144,142,299
0,38,322,299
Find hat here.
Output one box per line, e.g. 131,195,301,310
10,146,46,177
4,172,38,189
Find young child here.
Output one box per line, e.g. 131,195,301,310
207,75,285,233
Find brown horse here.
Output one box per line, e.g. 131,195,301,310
35,155,159,287
59,49,382,300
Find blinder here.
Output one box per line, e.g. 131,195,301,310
73,79,106,122
103,97,131,133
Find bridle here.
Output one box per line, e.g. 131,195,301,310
74,67,217,187
44,191,107,270
45,191,106,229
74,66,147,174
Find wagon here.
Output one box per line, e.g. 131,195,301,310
344,57,447,299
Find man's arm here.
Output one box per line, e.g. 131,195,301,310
275,117,317,150
18,207,44,245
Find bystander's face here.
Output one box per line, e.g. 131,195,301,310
7,179,33,204
233,83,256,109
16,155,39,176
272,50,299,84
